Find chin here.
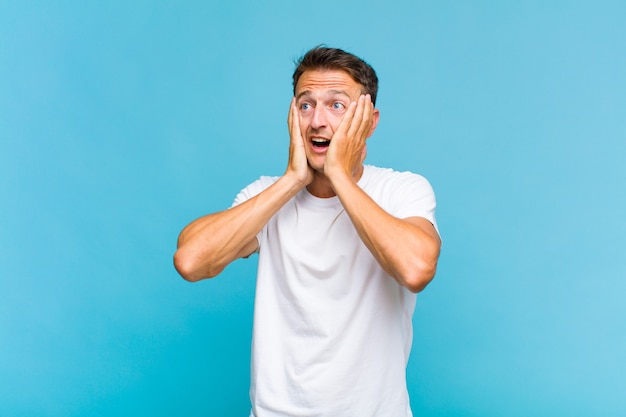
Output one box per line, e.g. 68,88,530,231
307,158,325,173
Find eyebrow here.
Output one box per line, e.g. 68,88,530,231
296,89,352,101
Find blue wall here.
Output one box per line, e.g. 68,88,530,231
1,1,625,416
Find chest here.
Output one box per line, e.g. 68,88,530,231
263,199,375,285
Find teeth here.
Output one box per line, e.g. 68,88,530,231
312,138,330,143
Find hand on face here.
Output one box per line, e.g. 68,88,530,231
286,97,314,186
324,94,375,179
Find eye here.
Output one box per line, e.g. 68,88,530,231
300,102,312,111
332,102,345,110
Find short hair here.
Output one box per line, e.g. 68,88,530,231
292,46,379,106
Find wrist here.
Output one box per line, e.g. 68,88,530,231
327,163,362,188
327,168,360,197
282,169,310,192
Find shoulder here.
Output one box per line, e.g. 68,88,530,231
361,165,437,220
244,175,281,192
362,165,433,192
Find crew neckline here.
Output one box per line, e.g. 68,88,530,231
298,165,372,208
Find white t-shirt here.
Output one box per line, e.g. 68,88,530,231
233,165,438,417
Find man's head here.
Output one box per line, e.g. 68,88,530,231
291,47,380,177
293,46,378,106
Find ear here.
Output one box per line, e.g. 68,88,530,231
366,108,380,138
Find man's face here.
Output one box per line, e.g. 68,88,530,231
295,69,372,172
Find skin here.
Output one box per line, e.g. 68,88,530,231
174,69,441,292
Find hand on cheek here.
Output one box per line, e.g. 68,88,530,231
286,98,313,186
326,94,373,178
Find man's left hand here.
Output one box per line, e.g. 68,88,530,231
324,94,375,181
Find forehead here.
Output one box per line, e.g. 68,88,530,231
295,69,362,97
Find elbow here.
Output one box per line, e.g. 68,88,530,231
173,249,202,282
173,248,220,282
400,259,438,293
402,239,441,293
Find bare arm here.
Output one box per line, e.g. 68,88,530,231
174,99,312,282
174,175,304,281
331,175,440,292
325,95,441,292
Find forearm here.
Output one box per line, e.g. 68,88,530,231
174,174,304,281
331,174,441,292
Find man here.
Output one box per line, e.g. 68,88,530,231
174,46,441,417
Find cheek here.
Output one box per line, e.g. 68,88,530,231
298,118,308,134
328,113,343,131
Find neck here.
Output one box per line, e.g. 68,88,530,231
306,165,364,198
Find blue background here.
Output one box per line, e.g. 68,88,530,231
1,1,625,416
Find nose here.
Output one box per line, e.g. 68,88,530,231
310,106,327,130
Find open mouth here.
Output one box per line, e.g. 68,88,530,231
311,138,331,148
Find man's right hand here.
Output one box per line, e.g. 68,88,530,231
175,99,317,282
286,98,314,187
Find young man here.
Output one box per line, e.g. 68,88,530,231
174,46,441,417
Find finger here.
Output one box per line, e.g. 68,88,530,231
347,95,367,139
288,98,295,132
355,94,373,139
293,102,304,142
336,98,358,138
288,98,303,142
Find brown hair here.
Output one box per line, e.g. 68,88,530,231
292,46,379,105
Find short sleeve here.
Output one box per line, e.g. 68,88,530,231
231,176,280,208
392,174,438,230
363,167,439,235
230,176,280,250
